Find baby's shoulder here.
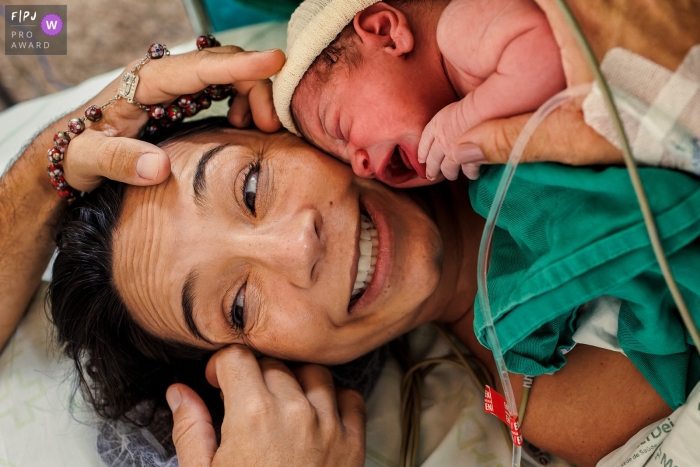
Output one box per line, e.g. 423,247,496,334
437,0,552,77
437,0,549,58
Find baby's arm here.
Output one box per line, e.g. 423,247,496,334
420,0,566,180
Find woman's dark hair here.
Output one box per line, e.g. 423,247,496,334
48,117,384,428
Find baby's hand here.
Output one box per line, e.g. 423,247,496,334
418,100,483,181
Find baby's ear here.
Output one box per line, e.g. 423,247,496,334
353,2,414,56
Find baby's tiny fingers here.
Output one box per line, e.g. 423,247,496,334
440,157,461,181
417,127,435,164
425,143,446,181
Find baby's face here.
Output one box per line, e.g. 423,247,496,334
292,59,456,188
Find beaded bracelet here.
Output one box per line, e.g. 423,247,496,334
47,34,232,201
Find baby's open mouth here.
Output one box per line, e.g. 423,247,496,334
349,212,378,305
380,145,418,186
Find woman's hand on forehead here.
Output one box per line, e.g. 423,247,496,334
63,46,285,193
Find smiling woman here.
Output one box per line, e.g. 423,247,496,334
50,117,395,421
47,115,696,467
108,119,456,364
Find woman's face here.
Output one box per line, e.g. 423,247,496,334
113,129,445,364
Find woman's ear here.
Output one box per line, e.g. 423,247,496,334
353,2,414,56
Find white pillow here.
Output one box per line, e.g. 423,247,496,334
0,283,102,466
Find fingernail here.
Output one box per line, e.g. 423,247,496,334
136,152,160,180
262,48,281,54
272,113,280,123
455,143,486,165
166,387,182,411
463,164,482,181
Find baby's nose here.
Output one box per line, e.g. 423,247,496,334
350,149,375,179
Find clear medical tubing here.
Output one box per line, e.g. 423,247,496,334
477,84,592,467
551,0,699,355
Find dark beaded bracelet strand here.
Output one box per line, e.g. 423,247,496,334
47,35,233,201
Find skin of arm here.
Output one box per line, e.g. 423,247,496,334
450,308,672,467
0,116,73,349
419,0,567,179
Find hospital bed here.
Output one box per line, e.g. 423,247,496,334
0,21,696,467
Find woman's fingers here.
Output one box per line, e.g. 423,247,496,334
54,45,285,197
167,384,217,467
135,47,286,104
229,90,253,128
454,96,622,167
245,80,281,133
294,364,339,422
228,79,280,132
63,130,171,191
200,347,365,466
205,345,267,397
258,357,305,402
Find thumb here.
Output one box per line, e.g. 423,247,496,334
453,113,533,166
454,96,622,168
65,131,171,191
167,384,217,467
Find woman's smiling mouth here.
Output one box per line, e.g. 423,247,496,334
350,213,378,299
348,195,393,315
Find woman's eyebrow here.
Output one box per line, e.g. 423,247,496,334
181,269,214,345
192,143,229,207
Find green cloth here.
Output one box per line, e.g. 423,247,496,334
469,163,700,409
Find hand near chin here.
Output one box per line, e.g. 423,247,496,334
167,345,366,467
63,46,285,193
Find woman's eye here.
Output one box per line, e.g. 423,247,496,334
243,163,259,215
230,286,246,331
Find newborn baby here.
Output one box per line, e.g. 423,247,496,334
273,0,565,187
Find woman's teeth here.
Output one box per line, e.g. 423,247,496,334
352,214,378,298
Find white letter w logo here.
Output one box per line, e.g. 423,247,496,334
45,20,58,30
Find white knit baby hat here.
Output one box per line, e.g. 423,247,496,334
273,0,380,135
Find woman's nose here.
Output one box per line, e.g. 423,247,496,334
351,149,375,179
256,208,325,288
